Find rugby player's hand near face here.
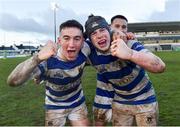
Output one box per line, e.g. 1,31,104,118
112,30,136,42
110,38,166,73
126,32,136,40
110,38,132,60
112,30,127,43
111,30,132,60
38,40,58,61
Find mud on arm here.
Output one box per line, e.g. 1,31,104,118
7,54,42,86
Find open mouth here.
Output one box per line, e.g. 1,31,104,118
98,39,107,48
67,49,77,57
67,50,76,53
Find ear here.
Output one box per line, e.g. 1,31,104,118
57,37,61,45
81,38,85,48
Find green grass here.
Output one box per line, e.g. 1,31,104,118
0,57,45,125
0,51,180,126
148,51,180,125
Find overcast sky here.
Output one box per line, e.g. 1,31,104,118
0,0,180,46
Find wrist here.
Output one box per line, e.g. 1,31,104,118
129,50,142,62
32,54,42,64
128,49,134,60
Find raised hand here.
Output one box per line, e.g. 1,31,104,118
126,32,136,40
38,40,58,61
112,30,127,42
7,40,58,86
112,30,136,42
110,39,133,60
111,39,166,73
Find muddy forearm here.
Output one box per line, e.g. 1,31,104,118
130,51,166,73
7,54,42,86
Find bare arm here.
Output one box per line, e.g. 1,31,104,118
7,54,41,86
129,50,165,73
110,39,166,73
7,40,57,86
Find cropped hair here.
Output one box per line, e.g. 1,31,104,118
60,20,84,33
111,15,128,23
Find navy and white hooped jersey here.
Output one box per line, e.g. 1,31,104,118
86,40,157,108
34,47,88,110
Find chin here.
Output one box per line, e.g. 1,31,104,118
98,46,109,52
67,57,76,61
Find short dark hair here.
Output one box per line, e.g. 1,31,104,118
111,15,128,23
59,20,84,33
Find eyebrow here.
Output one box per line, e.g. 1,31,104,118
63,35,82,38
62,35,70,38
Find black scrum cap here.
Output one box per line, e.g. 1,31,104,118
85,15,110,38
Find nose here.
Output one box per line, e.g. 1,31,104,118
96,31,103,39
118,27,123,31
68,39,75,47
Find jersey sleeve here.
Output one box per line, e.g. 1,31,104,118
81,41,91,57
32,61,47,82
127,40,149,53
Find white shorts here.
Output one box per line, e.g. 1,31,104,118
45,103,88,126
112,102,159,126
93,93,113,123
93,82,114,123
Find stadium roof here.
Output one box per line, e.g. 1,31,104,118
137,35,180,41
15,45,36,49
128,21,180,32
0,46,15,50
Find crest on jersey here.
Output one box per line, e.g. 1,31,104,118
146,115,153,124
54,71,64,79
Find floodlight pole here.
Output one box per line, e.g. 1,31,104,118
51,2,59,43
54,9,57,43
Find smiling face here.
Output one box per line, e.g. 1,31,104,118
90,28,111,52
58,27,84,61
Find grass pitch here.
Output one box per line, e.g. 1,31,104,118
0,51,180,125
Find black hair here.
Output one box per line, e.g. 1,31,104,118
59,19,84,33
111,15,128,23
88,14,94,18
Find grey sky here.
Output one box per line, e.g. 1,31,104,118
0,0,179,46
149,0,180,21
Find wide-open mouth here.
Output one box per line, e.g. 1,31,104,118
67,49,77,59
62,49,77,61
67,49,76,53
97,39,107,48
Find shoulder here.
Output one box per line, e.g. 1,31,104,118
127,40,141,48
81,40,91,57
127,40,149,52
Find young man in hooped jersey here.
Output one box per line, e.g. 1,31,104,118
7,20,90,126
84,15,166,126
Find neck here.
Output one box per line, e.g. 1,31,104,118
57,48,68,62
96,47,111,55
